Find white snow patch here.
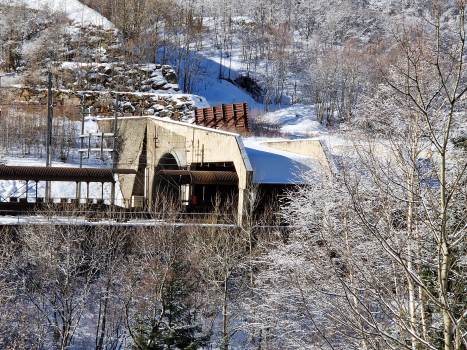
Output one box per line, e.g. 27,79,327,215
26,0,114,29
258,105,324,137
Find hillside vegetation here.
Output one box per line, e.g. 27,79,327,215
1,1,467,350
0,0,435,121
79,0,431,120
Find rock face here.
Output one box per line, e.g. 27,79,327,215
44,63,181,94
11,88,206,122
9,10,207,123
21,22,182,94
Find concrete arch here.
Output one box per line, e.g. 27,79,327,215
152,153,180,207
157,152,180,170
113,116,253,223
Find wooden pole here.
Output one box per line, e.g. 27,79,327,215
45,72,53,201
110,94,119,205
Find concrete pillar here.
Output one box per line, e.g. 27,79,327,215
237,172,254,226
237,187,246,226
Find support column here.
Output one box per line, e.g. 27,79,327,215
45,72,53,201
237,171,254,226
111,94,119,206
77,94,86,201
237,187,246,226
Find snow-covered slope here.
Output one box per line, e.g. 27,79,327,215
26,0,114,29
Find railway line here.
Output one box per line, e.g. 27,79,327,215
0,203,288,230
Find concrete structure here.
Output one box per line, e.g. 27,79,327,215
259,140,333,176
98,116,331,223
99,116,253,222
260,140,328,165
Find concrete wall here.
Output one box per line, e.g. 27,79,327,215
113,118,147,203
260,140,331,173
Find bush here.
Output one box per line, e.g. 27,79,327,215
233,75,264,103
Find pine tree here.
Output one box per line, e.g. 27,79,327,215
130,262,210,350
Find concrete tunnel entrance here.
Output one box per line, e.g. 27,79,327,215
152,153,181,209
130,149,239,213
115,117,252,221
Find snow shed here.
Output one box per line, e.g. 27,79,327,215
0,166,134,183
101,116,330,224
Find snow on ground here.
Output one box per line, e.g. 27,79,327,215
259,104,324,138
0,119,125,207
197,77,261,109
184,18,326,139
26,0,114,29
191,51,324,138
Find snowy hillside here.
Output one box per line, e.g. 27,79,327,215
26,0,114,29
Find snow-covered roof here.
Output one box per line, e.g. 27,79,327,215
243,139,316,184
98,115,241,137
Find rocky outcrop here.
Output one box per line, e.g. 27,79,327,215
12,88,207,122
46,62,181,94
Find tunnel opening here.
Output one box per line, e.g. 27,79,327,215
189,162,237,211
152,153,181,211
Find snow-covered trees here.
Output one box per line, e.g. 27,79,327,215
306,38,376,125
122,224,212,350
21,222,101,349
129,261,210,350
253,1,467,349
0,209,221,349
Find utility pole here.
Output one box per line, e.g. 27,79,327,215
0,72,15,150
76,94,86,201
45,72,53,201
110,94,119,205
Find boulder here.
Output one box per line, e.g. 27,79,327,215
152,81,166,89
165,72,178,84
159,110,172,118
129,95,140,103
64,97,81,106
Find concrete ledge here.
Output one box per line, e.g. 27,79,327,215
260,139,331,175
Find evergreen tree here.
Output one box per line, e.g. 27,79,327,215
130,262,210,350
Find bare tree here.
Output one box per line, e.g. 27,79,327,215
20,218,99,349
120,222,212,349
252,1,467,349
189,219,248,349
88,217,132,350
